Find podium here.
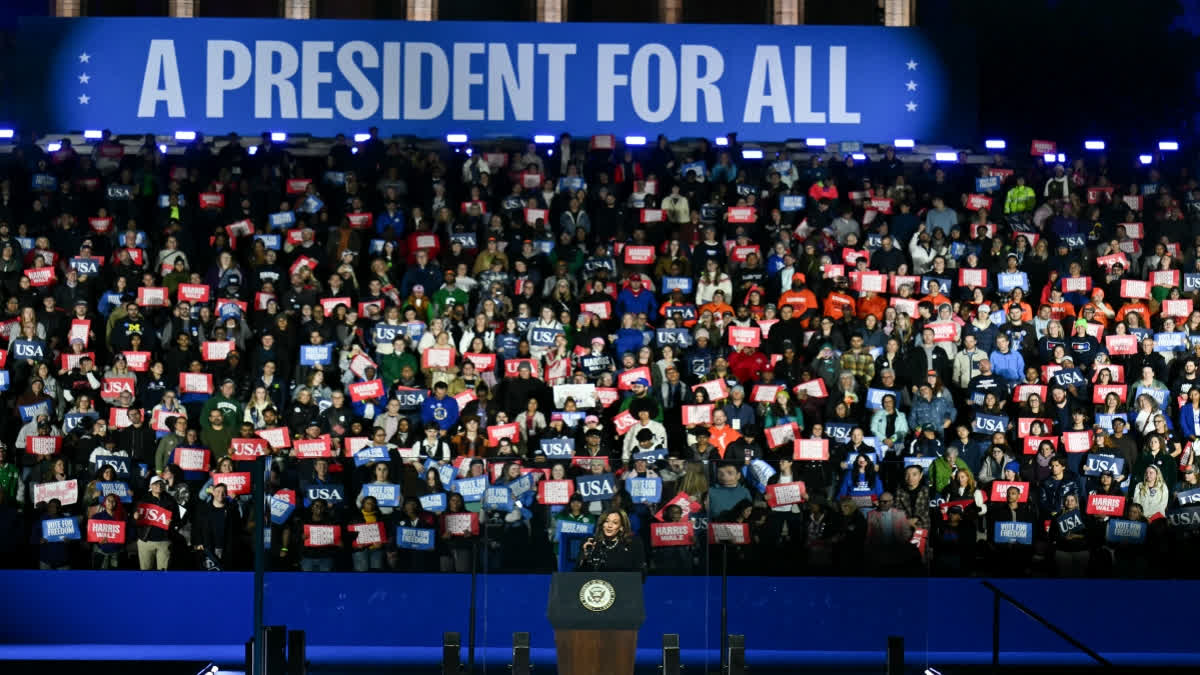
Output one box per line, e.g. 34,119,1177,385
547,572,645,675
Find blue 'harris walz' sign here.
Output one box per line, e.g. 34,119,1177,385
13,18,969,143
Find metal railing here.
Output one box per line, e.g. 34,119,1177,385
981,580,1112,670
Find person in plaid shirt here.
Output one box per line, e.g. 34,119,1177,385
840,334,876,387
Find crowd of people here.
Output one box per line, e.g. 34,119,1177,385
0,128,1199,579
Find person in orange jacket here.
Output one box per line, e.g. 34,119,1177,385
707,409,743,458
856,290,887,321
699,289,734,320
779,273,818,327
1115,298,1151,327
823,277,857,321
808,179,839,203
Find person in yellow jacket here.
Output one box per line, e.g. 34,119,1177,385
1004,176,1036,214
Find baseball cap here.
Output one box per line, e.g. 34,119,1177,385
585,415,600,425
148,476,166,488
633,378,649,387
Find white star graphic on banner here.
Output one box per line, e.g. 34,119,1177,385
78,94,90,105
906,80,917,92
79,52,91,63
906,101,917,112
906,59,918,70
78,73,90,84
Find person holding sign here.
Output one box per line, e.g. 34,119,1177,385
136,475,179,570
577,508,646,578
88,493,127,569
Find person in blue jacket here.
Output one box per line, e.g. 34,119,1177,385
421,381,460,435
376,198,405,236
616,276,658,318
837,453,884,502
989,333,1025,385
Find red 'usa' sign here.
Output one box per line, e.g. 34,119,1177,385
134,502,173,530
230,438,267,460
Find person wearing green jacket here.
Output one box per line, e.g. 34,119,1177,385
1004,176,1036,214
379,337,420,389
200,379,243,431
154,415,189,474
200,409,235,462
429,269,469,321
0,443,25,509
929,444,973,493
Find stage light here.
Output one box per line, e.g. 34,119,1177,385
715,137,729,146
934,151,957,161
351,147,358,155
174,130,196,141
851,153,867,160
83,130,102,140
270,132,286,142
893,139,915,149
1056,153,1066,163
0,129,13,139
353,132,370,142
533,134,555,144
158,144,166,153
445,133,468,144
1042,153,1055,163
742,149,764,160
1139,154,1153,165
547,149,554,156
47,142,61,152
984,139,1006,150
624,135,647,146
805,138,826,147
1084,140,1105,150
248,146,258,156
1159,141,1179,151
465,148,473,156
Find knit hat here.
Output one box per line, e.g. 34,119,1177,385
1004,461,1020,473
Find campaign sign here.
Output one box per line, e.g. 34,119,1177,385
556,519,595,539
765,481,807,508
93,454,133,477
363,482,401,508
1086,494,1126,517
1176,487,1200,506
709,522,752,545
728,326,761,348
576,474,617,502
87,519,126,544
483,486,514,512
972,414,1008,435
628,477,663,504
25,435,62,456
42,516,81,542
96,481,133,504
303,524,341,548
825,422,854,444
989,480,1029,502
394,387,427,409
453,475,488,502
1056,511,1085,536
268,495,296,525
1084,454,1124,477
997,272,1028,293
299,344,334,366
303,483,345,506
180,372,214,394
780,195,806,212
1094,413,1128,433
794,438,830,461
681,404,714,426
993,521,1033,545
349,379,385,402
353,445,390,467
230,438,267,460
865,388,898,410
1106,519,1147,544
538,479,574,505
1167,506,1200,533
1061,430,1092,454
210,472,251,496
1052,368,1085,388
444,512,480,537
645,523,697,552
346,521,385,548
419,492,447,513
12,339,46,362
134,502,173,530
540,437,575,459
656,328,692,348
976,176,1001,193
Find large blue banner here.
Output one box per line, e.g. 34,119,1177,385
13,18,967,142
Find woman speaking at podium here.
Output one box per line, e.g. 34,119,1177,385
577,509,646,577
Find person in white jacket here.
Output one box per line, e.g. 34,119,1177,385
621,411,667,462
695,259,732,305
1132,465,1169,520
526,306,564,361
